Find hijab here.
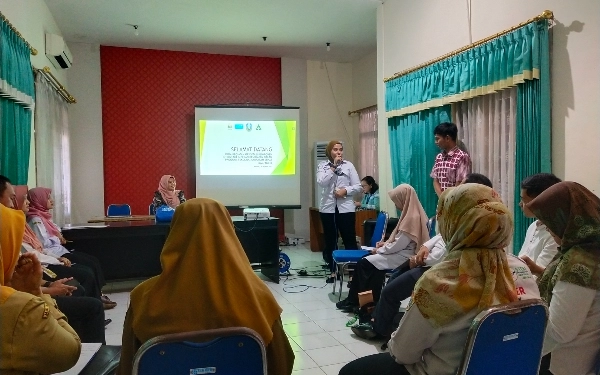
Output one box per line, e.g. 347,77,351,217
26,187,61,237
0,204,26,302
387,184,429,247
325,140,342,163
15,193,44,253
412,184,517,327
158,175,181,208
527,182,600,303
130,198,282,345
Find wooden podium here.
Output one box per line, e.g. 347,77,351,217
309,207,377,252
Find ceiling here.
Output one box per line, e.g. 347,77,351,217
45,0,380,63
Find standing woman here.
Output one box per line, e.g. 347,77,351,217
355,176,380,211
526,182,600,375
317,140,362,283
152,175,186,212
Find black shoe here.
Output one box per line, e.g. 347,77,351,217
326,276,335,283
336,298,351,309
352,323,388,341
104,319,112,327
341,304,359,314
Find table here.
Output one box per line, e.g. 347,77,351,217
62,217,280,283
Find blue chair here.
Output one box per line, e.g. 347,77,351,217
132,327,267,375
106,203,132,217
332,211,388,300
427,216,436,238
456,298,548,375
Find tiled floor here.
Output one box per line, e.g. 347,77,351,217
103,244,387,374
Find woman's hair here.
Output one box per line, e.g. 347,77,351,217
520,173,562,198
361,176,378,194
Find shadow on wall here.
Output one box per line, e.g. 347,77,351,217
550,19,584,178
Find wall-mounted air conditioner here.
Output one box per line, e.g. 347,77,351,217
45,34,73,69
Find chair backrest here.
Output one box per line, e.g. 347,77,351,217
456,298,548,375
149,203,156,215
107,203,132,217
427,216,436,238
132,327,267,375
369,211,389,247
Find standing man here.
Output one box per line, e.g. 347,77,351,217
430,122,471,196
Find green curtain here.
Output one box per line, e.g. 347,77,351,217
0,17,35,184
388,106,451,217
513,20,551,254
385,21,546,117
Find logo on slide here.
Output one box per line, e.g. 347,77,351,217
246,123,252,131
256,125,262,130
234,124,244,130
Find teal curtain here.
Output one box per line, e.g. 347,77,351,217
513,20,551,254
0,17,35,184
388,106,451,217
385,21,546,117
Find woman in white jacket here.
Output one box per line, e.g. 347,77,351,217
336,184,429,312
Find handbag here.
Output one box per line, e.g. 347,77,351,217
155,205,175,222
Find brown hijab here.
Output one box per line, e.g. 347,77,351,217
527,181,600,302
129,198,282,345
325,140,342,163
387,184,429,248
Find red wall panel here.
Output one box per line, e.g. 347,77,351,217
101,46,282,217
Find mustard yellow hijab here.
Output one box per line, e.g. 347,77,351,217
0,204,26,302
412,184,517,327
130,198,282,345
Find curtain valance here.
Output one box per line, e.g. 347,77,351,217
385,20,548,118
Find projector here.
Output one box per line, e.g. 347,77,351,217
243,208,270,220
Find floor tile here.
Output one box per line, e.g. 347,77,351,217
304,345,357,367
283,321,325,337
290,332,340,351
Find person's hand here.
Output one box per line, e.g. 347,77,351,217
10,253,43,296
334,188,347,198
354,201,361,208
334,155,343,166
520,255,545,277
409,256,418,269
44,278,77,296
415,246,429,266
59,257,72,267
375,241,385,249
370,247,378,255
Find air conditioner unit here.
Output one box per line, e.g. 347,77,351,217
45,34,73,69
313,141,343,207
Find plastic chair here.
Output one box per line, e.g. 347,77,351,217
106,203,132,217
332,211,388,300
456,298,548,375
132,327,267,375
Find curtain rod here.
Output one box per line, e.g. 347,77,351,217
384,10,554,83
35,66,77,104
0,11,38,55
348,104,377,116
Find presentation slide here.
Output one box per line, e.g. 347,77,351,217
194,106,301,208
198,120,296,175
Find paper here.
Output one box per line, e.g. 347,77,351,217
54,342,102,375
63,224,109,229
361,246,375,251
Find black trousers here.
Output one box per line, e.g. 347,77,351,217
46,263,101,299
347,257,386,304
320,209,356,272
54,296,106,344
339,353,410,375
63,251,106,287
372,266,428,336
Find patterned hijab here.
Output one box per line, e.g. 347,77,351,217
26,187,61,237
527,182,600,303
412,184,517,327
388,184,429,247
0,204,26,302
130,198,282,345
158,175,181,208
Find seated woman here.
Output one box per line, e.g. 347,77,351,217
26,187,116,309
117,198,294,375
339,184,540,375
152,175,185,212
336,184,429,312
0,204,81,374
355,176,380,211
525,182,600,375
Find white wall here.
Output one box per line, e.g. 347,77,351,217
377,0,600,216
66,42,104,224
281,57,309,239
0,0,69,186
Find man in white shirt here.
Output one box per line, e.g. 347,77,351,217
517,173,562,268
